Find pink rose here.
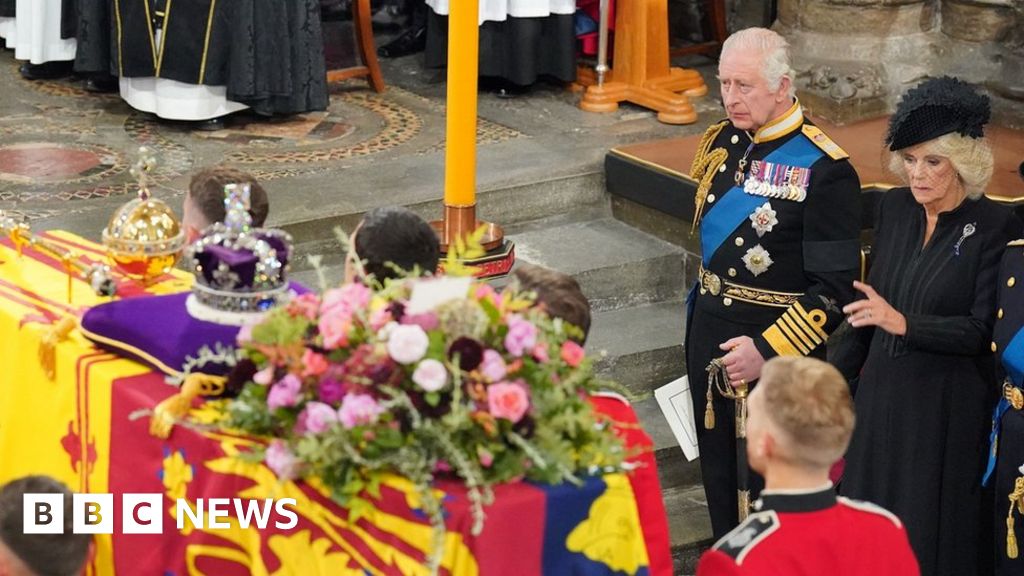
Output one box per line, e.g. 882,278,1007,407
338,393,385,429
488,380,530,423
253,366,275,386
301,348,329,377
401,312,440,332
321,282,372,316
480,349,507,382
236,323,254,346
319,309,353,350
477,445,494,468
387,324,430,365
319,283,372,349
412,359,448,392
267,374,302,410
369,307,392,332
474,283,499,306
532,343,549,363
288,293,321,320
265,440,300,480
560,340,585,368
298,401,339,435
504,315,537,358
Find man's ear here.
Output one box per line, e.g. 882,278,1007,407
776,76,792,102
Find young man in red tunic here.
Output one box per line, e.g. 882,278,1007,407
697,356,919,575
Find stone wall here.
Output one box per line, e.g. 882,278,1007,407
774,0,1024,127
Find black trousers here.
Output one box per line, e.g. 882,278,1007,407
995,407,1024,575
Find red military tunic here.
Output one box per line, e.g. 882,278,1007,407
696,486,919,576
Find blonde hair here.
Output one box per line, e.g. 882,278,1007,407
720,27,796,99
757,357,854,469
887,132,994,199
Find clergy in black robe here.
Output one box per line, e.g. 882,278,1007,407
836,77,1022,576
112,0,328,116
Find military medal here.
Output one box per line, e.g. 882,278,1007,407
743,161,810,202
734,143,755,186
749,202,778,237
742,244,773,276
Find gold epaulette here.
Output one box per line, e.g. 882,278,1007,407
690,120,729,179
689,120,729,232
802,125,849,160
1008,239,1024,247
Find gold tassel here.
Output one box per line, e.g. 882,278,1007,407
38,315,77,380
149,373,226,439
1008,513,1018,559
704,386,715,430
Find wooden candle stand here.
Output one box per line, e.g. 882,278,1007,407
578,0,710,124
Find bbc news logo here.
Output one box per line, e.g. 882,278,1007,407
23,494,298,534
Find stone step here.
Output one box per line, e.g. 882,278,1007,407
664,484,713,575
511,216,687,312
588,300,686,396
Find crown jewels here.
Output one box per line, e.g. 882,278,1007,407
183,183,293,324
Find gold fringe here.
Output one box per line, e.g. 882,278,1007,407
688,121,729,234
38,316,77,380
691,149,728,234
704,386,715,430
149,373,226,439
1008,477,1024,559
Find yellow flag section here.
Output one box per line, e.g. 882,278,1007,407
0,231,191,575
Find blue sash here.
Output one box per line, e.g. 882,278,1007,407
700,133,824,266
982,326,1024,485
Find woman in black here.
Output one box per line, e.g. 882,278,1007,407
836,77,1021,576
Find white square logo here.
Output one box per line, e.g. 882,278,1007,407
22,494,64,534
121,494,163,534
72,493,114,534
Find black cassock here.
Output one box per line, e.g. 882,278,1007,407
69,0,112,74
0,0,13,18
111,0,327,115
837,187,1021,576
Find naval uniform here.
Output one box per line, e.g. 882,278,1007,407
989,239,1024,576
686,101,862,538
696,486,920,575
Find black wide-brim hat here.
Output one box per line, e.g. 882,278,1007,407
886,76,991,151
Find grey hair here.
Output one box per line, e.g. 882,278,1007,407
721,27,796,99
887,132,994,199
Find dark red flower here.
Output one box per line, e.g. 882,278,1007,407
448,337,484,371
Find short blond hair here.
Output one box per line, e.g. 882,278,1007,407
887,132,994,199
757,357,854,469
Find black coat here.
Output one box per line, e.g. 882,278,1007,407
837,188,1021,576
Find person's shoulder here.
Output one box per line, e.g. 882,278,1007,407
708,510,781,564
701,118,737,146
800,120,850,162
836,496,904,530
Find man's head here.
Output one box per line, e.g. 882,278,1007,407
0,476,92,576
512,264,591,344
345,207,440,283
718,27,796,132
183,167,270,243
746,357,855,476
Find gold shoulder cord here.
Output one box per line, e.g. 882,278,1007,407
1008,476,1024,559
690,121,729,234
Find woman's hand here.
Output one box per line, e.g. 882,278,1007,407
843,281,907,336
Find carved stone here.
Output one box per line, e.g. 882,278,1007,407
777,0,1023,126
